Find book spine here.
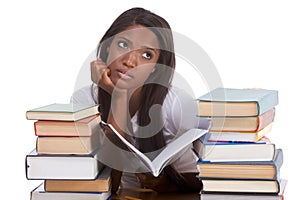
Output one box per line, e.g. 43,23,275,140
33,121,38,136
273,149,283,179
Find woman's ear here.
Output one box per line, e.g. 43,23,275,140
106,46,110,54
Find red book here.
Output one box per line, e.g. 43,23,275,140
34,115,101,137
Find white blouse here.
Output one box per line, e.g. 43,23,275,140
70,84,208,188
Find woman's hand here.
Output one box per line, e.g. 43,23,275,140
135,172,179,193
90,59,114,94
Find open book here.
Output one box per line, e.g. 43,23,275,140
100,121,208,177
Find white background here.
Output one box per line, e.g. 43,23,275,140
0,0,299,199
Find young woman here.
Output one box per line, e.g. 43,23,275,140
71,7,203,193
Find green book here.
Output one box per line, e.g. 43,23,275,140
197,88,278,117
26,103,99,121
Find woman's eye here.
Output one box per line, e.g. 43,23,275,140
142,52,152,60
118,41,128,49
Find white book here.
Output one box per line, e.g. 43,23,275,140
100,121,207,177
201,193,284,200
194,135,275,162
200,179,287,200
30,183,111,200
26,148,103,180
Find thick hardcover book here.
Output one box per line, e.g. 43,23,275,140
201,178,284,194
208,108,275,132
200,179,287,200
197,149,283,179
193,135,275,162
36,131,100,155
44,167,111,192
25,148,103,180
34,115,101,136
30,183,111,200
26,103,99,121
197,88,278,117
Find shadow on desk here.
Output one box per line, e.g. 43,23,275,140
111,188,200,200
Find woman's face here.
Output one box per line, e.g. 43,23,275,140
106,25,160,90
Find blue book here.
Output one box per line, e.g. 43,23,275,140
197,148,283,180
197,88,278,117
26,103,99,121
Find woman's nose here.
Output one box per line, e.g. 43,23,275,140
123,50,138,68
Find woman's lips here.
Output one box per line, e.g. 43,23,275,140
117,70,133,80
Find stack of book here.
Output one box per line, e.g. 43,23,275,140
25,103,112,200
194,88,287,200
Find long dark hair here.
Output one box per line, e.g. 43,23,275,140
96,7,190,191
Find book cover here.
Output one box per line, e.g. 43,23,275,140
197,148,283,179
25,148,103,180
34,115,101,136
30,183,111,200
26,103,99,121
197,88,278,117
193,135,275,162
44,166,111,192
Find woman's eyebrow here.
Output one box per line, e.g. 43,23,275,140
116,36,158,51
116,36,132,45
141,46,158,52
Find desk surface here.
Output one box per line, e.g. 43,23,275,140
111,188,200,200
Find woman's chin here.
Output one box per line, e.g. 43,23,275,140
113,79,144,91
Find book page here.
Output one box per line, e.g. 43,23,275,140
152,128,207,176
100,121,207,177
100,122,154,170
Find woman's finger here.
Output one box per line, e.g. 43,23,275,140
90,59,108,85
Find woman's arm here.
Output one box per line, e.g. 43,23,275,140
91,59,132,193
